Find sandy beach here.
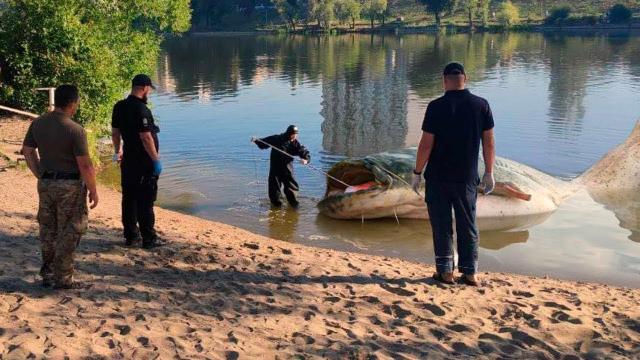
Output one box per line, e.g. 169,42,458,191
1,116,639,359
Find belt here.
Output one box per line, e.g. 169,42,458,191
41,171,80,180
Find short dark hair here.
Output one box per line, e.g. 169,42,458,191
54,85,80,108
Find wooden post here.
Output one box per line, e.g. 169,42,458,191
36,87,56,111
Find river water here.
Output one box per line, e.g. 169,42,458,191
141,33,639,286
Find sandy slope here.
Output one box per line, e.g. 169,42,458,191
0,117,639,359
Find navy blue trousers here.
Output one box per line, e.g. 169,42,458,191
426,181,479,275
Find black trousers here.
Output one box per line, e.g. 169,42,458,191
121,169,158,244
426,181,479,275
268,169,299,207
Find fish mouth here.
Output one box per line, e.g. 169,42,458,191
321,159,389,199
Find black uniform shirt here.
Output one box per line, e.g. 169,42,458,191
422,89,494,184
111,95,160,174
257,133,310,172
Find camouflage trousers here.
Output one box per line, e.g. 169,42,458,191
37,179,88,287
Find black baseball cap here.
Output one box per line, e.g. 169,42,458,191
286,125,299,135
443,62,465,76
132,74,156,89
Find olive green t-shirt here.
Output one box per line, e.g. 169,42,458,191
23,110,89,174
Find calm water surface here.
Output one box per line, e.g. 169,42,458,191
146,33,640,286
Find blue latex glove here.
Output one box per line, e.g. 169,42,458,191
152,160,163,176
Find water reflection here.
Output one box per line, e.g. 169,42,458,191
313,216,530,254
267,208,299,241
320,37,408,157
589,189,640,243
545,35,588,140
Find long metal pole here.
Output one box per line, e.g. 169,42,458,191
252,137,352,188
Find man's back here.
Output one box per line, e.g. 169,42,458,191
23,111,88,173
423,89,494,184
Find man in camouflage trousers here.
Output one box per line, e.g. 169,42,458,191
22,85,99,289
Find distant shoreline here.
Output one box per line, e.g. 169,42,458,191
189,23,640,37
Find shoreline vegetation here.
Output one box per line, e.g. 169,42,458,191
1,116,639,358
189,22,640,36
189,1,640,35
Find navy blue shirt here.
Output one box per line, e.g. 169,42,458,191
422,89,494,184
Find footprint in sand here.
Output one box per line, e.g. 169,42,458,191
226,351,240,360
380,284,415,297
324,296,341,303
227,331,238,344
422,303,446,317
137,336,149,347
447,324,472,333
292,332,316,345
382,304,412,319
543,301,572,311
551,311,583,325
115,325,131,335
360,296,380,304
303,311,316,321
512,290,534,298
430,328,449,341
369,316,384,326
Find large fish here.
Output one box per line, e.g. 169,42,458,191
318,121,640,231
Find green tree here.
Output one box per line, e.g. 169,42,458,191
0,0,190,129
498,1,519,27
462,0,478,29
275,0,304,31
477,0,489,27
417,0,457,27
334,0,361,28
362,0,388,29
308,0,335,28
608,4,632,24
545,5,570,25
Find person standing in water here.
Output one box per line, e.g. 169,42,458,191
412,62,496,286
252,125,310,208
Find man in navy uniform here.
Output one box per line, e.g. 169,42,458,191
412,63,496,286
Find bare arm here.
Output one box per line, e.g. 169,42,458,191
140,132,159,161
111,127,122,154
21,146,40,178
414,132,435,173
76,155,98,209
482,129,495,174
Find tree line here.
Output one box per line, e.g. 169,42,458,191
263,0,639,31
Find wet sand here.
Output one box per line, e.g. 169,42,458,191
1,116,639,358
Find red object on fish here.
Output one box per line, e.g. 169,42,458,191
345,181,377,193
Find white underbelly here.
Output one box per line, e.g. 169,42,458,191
323,190,559,231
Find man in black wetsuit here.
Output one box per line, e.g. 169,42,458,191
252,125,310,208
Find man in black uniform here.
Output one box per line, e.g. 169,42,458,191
111,74,163,249
252,125,310,208
412,62,496,286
